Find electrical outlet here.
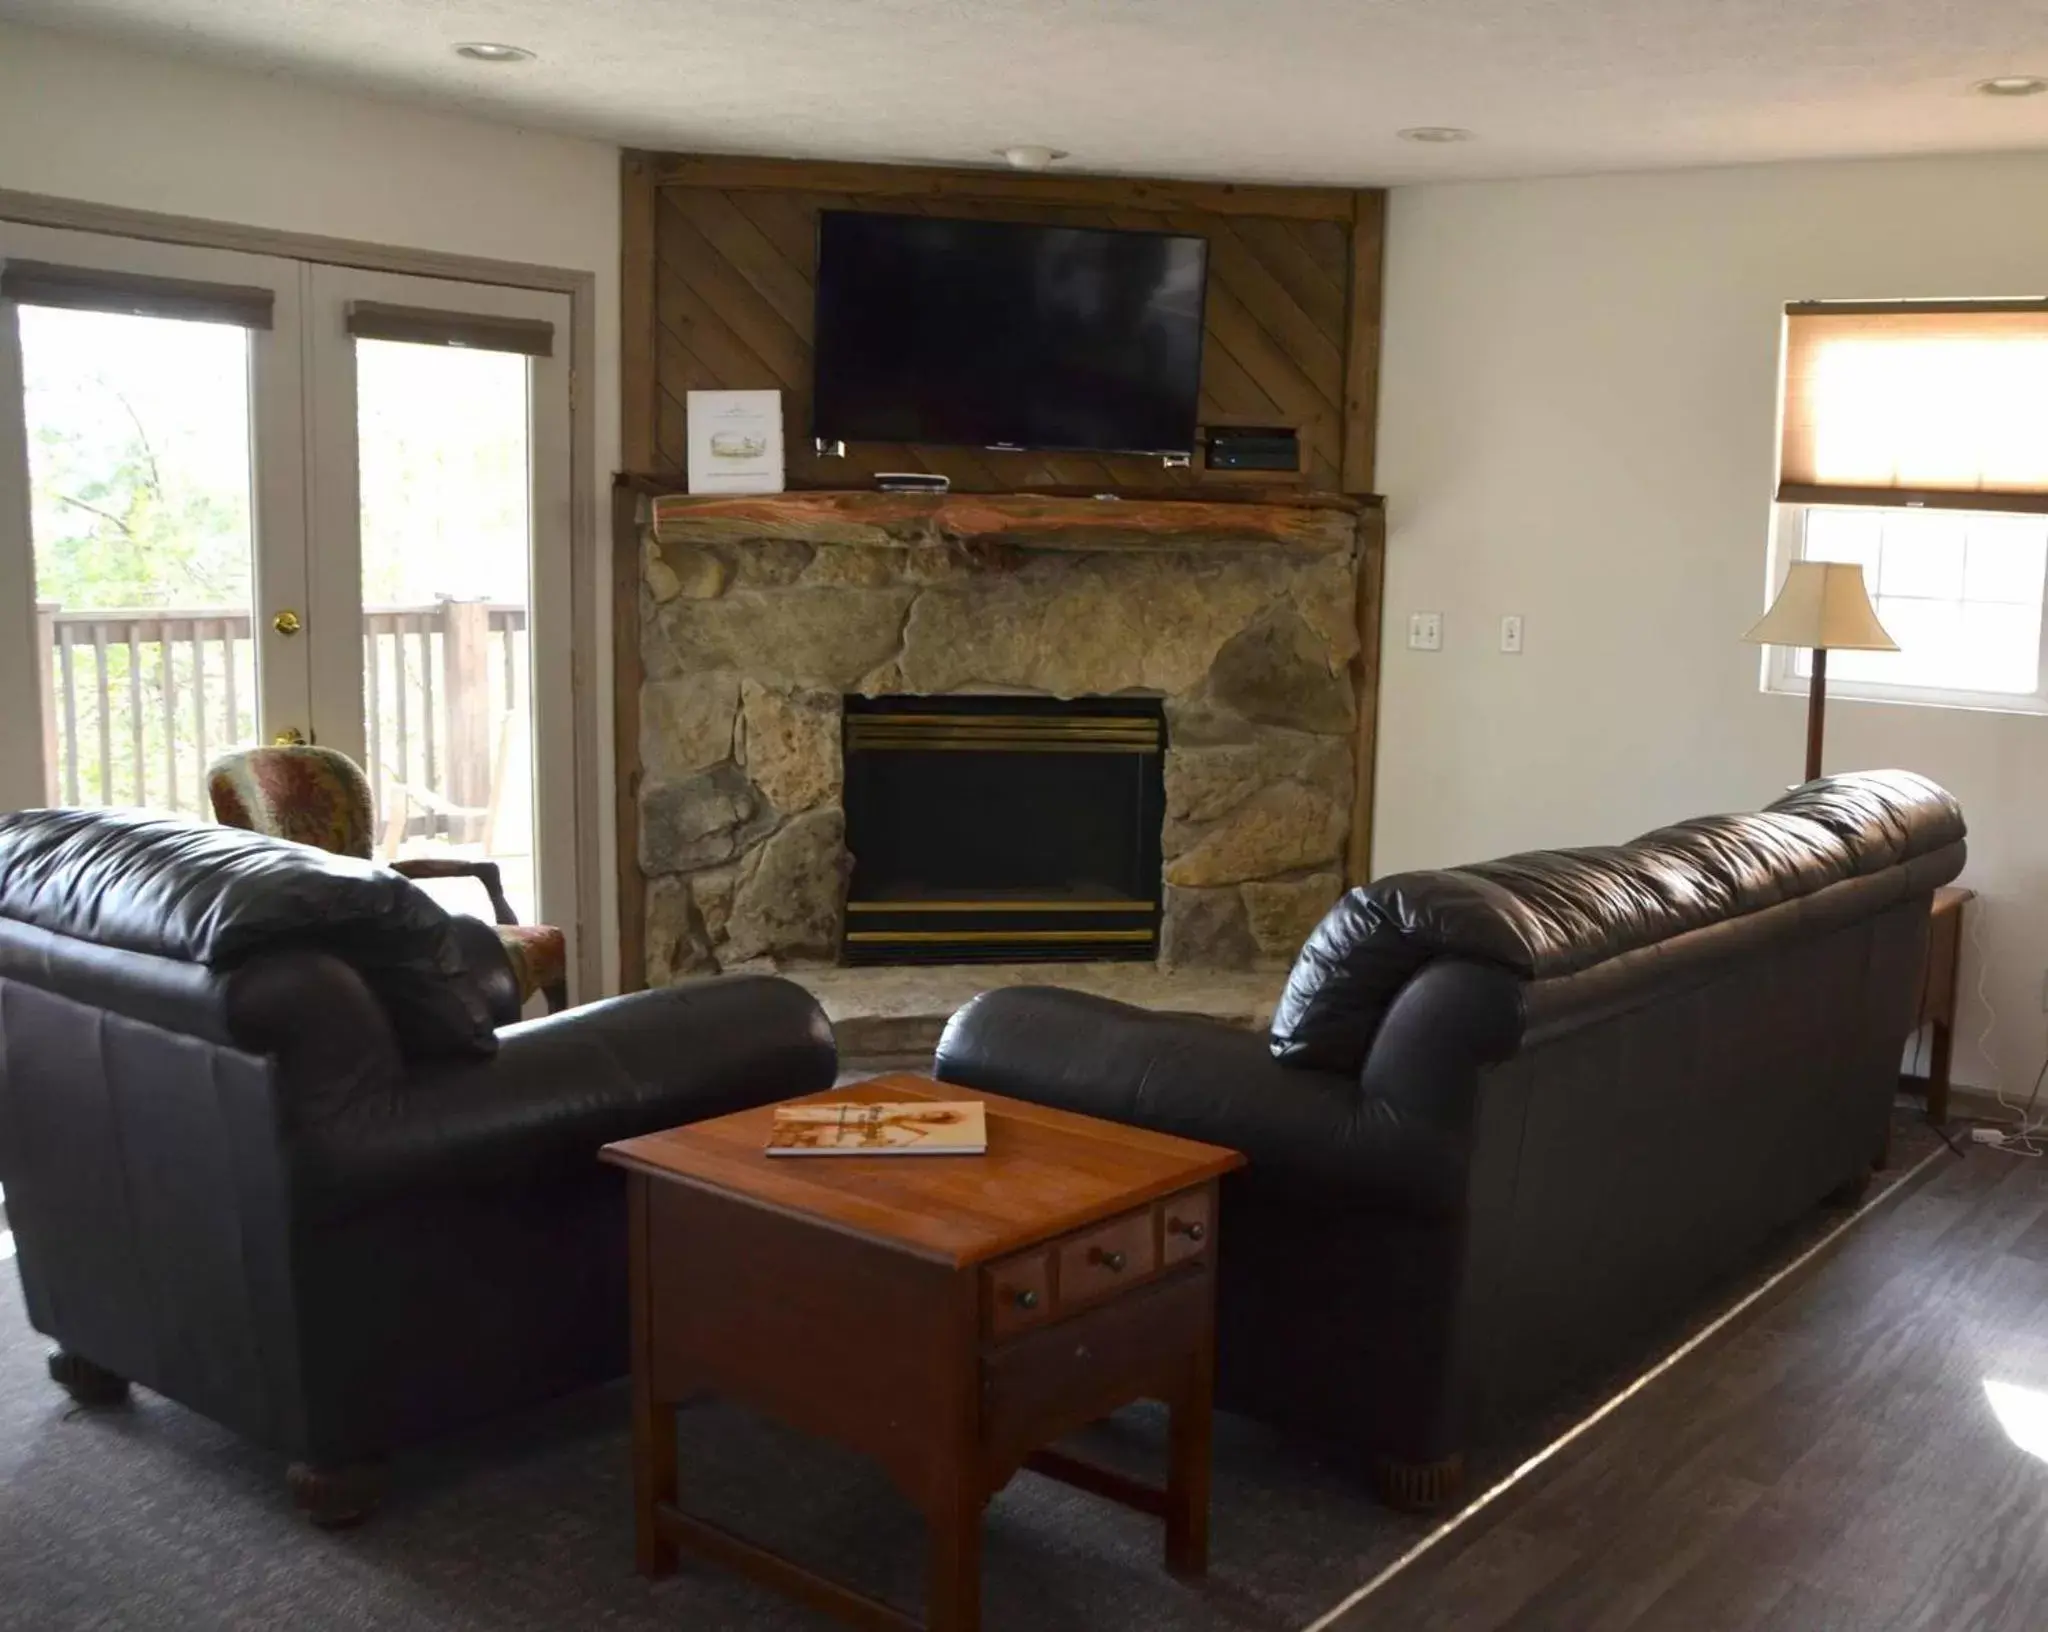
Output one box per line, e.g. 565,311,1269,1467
1408,612,1443,652
1500,614,1524,654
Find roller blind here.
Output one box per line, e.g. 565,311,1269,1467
0,259,274,329
345,301,553,357
1780,300,2048,514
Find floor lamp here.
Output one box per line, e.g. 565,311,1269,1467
1744,561,1898,784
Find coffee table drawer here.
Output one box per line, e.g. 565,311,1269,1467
983,1249,1054,1339
1161,1188,1212,1267
1057,1209,1159,1308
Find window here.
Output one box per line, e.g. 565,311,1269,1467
1772,505,2048,708
1768,301,2048,712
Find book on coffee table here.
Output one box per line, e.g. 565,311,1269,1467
765,1100,987,1157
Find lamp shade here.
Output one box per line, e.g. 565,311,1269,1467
1743,561,1899,651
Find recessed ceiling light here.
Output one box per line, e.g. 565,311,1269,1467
1398,126,1474,144
1976,75,2048,97
455,42,535,63
995,145,1069,170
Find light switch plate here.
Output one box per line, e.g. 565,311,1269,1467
1500,614,1524,654
1408,612,1443,652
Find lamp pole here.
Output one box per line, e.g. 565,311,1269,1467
1805,646,1827,784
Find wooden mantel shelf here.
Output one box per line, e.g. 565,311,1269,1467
647,488,1375,553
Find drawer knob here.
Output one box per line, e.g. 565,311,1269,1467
1169,1218,1207,1243
1013,1288,1039,1311
1089,1247,1128,1273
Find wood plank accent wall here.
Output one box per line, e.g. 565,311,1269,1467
622,151,1386,496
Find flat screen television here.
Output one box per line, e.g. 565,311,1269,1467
811,210,1208,457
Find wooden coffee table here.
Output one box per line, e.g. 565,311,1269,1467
601,1072,1245,1632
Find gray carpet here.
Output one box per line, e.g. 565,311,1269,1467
0,1109,1951,1632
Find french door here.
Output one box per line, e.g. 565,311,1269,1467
0,223,578,980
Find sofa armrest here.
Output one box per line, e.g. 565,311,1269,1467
934,986,1471,1214
1357,957,1526,1127
295,974,836,1217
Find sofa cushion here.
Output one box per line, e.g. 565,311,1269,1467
1270,770,1966,1073
0,807,496,1057
1764,771,1966,874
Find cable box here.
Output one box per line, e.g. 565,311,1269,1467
1203,426,1300,472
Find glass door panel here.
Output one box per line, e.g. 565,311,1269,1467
19,306,259,816
0,223,307,818
354,339,537,920
304,264,576,989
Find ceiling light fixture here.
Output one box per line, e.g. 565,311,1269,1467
1398,126,1474,144
1975,75,2048,97
996,145,1069,170
455,42,535,63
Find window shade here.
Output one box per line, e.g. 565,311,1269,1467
1780,300,2048,514
345,302,553,357
0,260,274,329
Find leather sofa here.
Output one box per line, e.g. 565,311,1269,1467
0,808,836,1523
936,771,1967,1505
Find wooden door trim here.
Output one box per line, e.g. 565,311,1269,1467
1341,190,1386,496
613,477,649,993
621,154,660,474
1348,507,1386,884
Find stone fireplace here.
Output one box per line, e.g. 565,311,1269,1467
636,492,1364,984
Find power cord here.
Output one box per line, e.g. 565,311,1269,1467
1966,903,2047,1158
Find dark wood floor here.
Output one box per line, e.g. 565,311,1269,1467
1328,1145,2048,1632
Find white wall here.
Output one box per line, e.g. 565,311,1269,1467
0,22,624,989
1378,149,2048,1100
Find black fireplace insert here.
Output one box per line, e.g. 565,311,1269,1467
840,694,1166,964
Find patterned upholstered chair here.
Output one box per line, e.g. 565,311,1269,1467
207,744,568,1012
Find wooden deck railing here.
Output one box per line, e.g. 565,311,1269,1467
36,598,528,833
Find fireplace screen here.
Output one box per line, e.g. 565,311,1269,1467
841,695,1165,964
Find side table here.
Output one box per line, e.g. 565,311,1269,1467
602,1073,1245,1632
1904,884,1973,1124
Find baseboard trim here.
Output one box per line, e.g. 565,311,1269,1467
1301,1140,1954,1631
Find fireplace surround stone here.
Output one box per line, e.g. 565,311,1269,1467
636,493,1365,982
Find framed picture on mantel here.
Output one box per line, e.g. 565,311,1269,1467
686,389,785,494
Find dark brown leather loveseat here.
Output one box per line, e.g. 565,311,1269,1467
0,807,837,1522
935,771,1967,1504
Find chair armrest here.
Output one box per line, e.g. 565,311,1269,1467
934,987,1471,1214
295,974,837,1218
390,856,517,925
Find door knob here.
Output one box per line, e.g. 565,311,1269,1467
273,727,307,747
272,610,302,636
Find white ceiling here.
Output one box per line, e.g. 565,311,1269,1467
8,0,2048,185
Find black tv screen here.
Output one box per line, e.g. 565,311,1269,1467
811,210,1208,456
